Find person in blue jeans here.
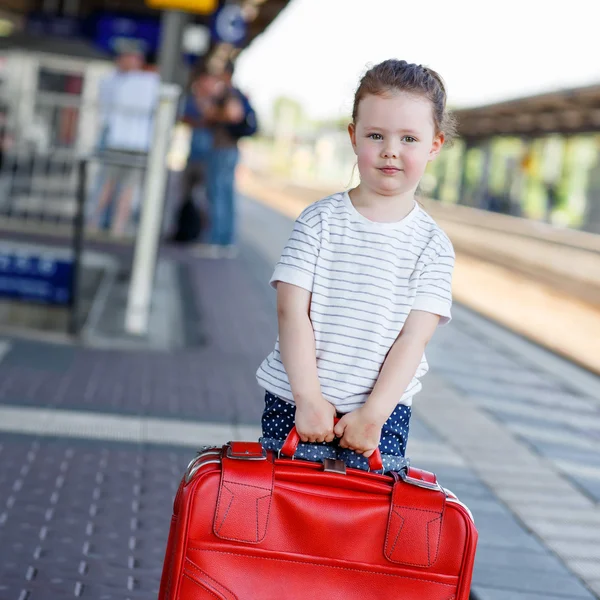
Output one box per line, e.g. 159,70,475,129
204,61,256,256
174,71,217,243
206,144,239,250
181,87,214,202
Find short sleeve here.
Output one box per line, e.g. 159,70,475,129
270,218,320,292
412,243,455,325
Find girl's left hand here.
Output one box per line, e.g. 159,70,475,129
333,407,384,458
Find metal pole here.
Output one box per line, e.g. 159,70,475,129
158,10,189,85
124,84,180,335
124,9,187,336
69,158,87,337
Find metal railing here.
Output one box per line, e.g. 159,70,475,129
0,80,179,337
0,88,156,233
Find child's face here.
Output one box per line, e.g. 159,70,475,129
349,92,444,198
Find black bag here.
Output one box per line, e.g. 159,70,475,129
172,196,204,243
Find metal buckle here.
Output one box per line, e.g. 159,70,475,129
184,456,200,483
399,469,442,492
226,446,267,461
184,450,221,484
323,458,346,475
277,448,294,460
366,464,385,475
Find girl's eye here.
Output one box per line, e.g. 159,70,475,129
403,136,417,143
368,133,383,140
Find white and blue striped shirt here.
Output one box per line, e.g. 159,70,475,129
256,191,455,411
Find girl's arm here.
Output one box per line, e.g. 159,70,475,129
365,310,440,421
334,310,440,456
277,282,336,444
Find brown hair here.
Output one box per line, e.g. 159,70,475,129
352,59,457,144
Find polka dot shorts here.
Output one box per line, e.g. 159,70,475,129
260,392,411,473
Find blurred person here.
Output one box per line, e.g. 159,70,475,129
257,60,456,473
203,60,257,256
90,45,159,235
170,70,219,243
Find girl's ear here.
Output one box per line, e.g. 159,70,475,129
428,132,445,162
348,123,358,155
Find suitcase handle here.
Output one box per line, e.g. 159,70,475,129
279,419,384,472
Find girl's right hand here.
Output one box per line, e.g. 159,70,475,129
294,396,337,444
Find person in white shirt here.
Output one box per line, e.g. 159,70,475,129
90,46,159,235
257,59,457,472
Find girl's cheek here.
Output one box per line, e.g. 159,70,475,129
359,146,377,163
357,154,371,171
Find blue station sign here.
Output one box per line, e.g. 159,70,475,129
0,247,74,306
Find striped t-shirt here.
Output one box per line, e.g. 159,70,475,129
256,191,455,412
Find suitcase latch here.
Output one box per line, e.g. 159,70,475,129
226,442,267,461
398,468,442,491
323,458,347,475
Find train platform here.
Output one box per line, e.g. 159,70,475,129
0,193,599,600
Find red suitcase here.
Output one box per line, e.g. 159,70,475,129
159,428,478,600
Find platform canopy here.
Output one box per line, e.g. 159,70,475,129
1,0,290,64
454,84,600,141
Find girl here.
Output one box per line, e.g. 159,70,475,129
257,59,456,472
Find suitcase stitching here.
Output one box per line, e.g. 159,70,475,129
182,573,223,600
189,548,458,587
214,485,235,536
215,483,272,543
385,506,443,567
427,515,443,566
186,560,235,593
185,560,238,600
184,564,456,600
214,462,275,544
432,501,446,567
255,494,271,542
222,480,272,491
387,508,405,559
391,505,443,513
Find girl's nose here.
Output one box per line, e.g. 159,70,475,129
382,146,399,159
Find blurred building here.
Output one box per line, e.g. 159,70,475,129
449,85,600,232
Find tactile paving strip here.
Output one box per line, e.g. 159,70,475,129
0,436,192,600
